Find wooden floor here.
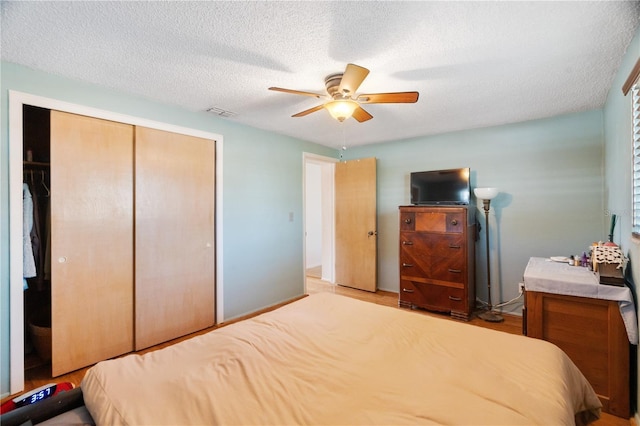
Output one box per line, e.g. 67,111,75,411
3,275,634,426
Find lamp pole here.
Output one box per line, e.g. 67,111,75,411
478,198,503,323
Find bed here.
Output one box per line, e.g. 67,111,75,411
6,292,602,425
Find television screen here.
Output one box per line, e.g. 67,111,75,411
410,168,470,205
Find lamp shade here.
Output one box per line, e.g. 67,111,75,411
325,100,358,122
474,187,499,200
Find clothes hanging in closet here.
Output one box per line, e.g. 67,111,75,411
29,180,43,290
44,202,51,280
22,183,36,290
23,172,50,291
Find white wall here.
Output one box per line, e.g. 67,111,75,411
305,163,322,268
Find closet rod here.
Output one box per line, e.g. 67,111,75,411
23,161,50,169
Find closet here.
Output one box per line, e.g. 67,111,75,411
23,107,216,377
22,106,52,373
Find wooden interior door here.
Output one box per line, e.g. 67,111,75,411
50,111,134,376
335,157,377,292
135,127,215,350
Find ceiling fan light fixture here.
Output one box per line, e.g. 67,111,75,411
269,63,418,123
325,100,358,122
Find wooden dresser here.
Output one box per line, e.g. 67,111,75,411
398,206,476,320
523,257,633,417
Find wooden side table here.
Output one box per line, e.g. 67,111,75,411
523,257,635,418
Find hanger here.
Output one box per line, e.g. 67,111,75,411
40,170,50,197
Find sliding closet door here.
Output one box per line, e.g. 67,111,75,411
135,127,215,350
50,111,134,376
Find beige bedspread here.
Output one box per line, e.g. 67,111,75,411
82,293,601,425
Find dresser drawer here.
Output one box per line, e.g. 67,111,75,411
399,280,465,313
400,232,464,255
415,211,464,233
399,244,429,278
400,211,415,231
430,255,465,283
399,256,465,284
399,280,426,306
430,234,464,254
400,247,465,283
447,287,466,311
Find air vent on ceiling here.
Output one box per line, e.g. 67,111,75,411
206,107,237,118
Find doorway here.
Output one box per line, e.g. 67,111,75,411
303,153,379,294
303,153,336,292
21,105,52,377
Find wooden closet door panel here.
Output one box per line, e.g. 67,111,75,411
135,127,215,350
50,111,134,376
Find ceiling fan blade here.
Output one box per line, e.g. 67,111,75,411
292,104,325,117
357,92,419,104
269,87,323,98
338,64,370,95
352,105,373,123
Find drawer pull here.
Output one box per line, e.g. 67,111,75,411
402,263,414,268
402,288,415,293
404,218,412,224
449,244,461,249
402,241,414,245
450,219,458,226
448,296,462,301
448,268,461,273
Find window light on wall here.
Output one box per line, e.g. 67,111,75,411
623,57,640,235
633,85,640,235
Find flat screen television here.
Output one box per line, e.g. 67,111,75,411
410,168,470,205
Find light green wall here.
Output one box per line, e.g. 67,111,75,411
603,25,640,420
0,61,337,395
342,110,605,314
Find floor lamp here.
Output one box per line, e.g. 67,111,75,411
473,187,503,323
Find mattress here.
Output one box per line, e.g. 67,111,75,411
81,292,601,425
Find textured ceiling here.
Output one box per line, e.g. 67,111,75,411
2,1,639,148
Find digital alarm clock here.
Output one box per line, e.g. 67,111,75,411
0,382,74,414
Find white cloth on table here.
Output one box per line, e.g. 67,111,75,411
524,256,638,344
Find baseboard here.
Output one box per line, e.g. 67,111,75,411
219,295,307,326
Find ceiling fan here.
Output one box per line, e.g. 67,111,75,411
269,64,419,123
